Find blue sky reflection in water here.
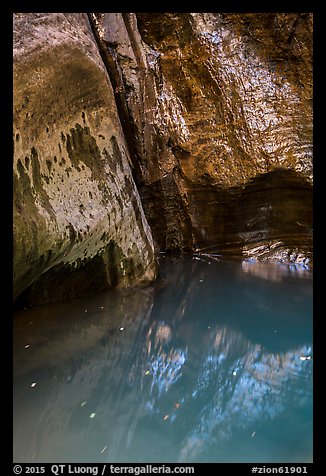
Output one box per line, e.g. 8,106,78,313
13,256,313,463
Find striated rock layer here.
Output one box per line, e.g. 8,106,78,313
13,13,156,305
91,13,312,262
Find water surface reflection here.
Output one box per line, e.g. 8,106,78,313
13,256,313,463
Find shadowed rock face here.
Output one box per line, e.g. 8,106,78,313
91,13,312,259
13,13,156,305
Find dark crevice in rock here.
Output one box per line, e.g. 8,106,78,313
86,13,144,186
141,172,194,253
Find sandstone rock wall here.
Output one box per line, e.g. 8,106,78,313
13,13,156,304
91,13,313,260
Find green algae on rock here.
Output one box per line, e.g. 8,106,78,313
13,13,156,305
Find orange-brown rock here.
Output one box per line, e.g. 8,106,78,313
92,13,312,261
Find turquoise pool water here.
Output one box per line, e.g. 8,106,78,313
13,255,313,463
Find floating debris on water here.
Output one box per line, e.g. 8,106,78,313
81,401,87,407
175,403,180,409
274,330,278,334
31,382,37,388
251,431,256,438
119,326,125,331
90,413,96,419
100,446,107,454
300,356,312,361
24,344,30,349
84,309,88,313
163,414,169,421
145,370,150,376
199,279,203,283
100,306,104,309
232,371,237,376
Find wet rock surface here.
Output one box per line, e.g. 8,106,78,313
91,13,312,258
13,13,156,305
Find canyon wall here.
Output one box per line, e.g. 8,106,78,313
13,13,313,304
13,13,156,304
91,13,312,261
